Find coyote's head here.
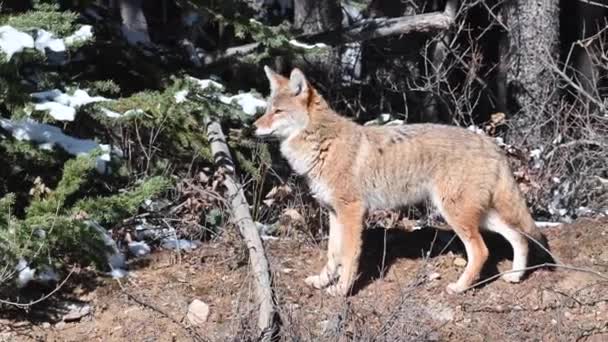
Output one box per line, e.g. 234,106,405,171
254,66,312,139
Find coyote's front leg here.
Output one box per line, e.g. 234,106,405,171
325,202,364,297
305,213,341,289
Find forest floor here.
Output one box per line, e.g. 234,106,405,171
1,218,608,341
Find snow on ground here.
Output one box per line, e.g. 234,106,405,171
31,89,110,121
0,25,93,61
0,118,111,173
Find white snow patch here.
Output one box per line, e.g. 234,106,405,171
189,77,224,91
0,26,35,60
0,118,111,173
35,102,76,121
186,76,265,114
16,258,36,288
32,89,109,108
128,241,151,257
467,125,485,135
64,25,93,46
124,108,145,116
174,89,189,103
0,25,93,61
219,93,267,115
98,107,145,118
289,39,329,50
32,89,110,121
99,107,123,118
88,221,129,278
34,29,66,53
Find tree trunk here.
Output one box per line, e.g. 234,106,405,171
424,0,458,123
292,0,342,90
294,0,342,35
500,0,560,145
119,0,151,46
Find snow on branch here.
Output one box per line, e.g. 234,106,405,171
0,118,112,173
0,25,94,61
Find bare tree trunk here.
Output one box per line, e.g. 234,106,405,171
424,0,459,122
500,0,560,145
572,3,607,105
119,0,151,46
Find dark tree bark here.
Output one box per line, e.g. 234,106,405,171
294,0,342,35
424,0,459,122
292,0,343,89
500,0,560,145
572,3,607,102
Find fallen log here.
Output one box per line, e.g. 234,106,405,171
204,117,277,340
202,10,454,65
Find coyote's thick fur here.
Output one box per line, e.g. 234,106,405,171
254,67,547,296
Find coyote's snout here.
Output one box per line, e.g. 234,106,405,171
255,66,548,297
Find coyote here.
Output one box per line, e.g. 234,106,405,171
254,66,547,296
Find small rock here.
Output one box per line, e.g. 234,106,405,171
63,303,91,322
551,319,557,325
55,321,66,329
564,311,572,319
282,268,293,274
428,272,441,281
41,322,51,329
187,299,209,326
453,257,467,267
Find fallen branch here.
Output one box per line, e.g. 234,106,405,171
304,11,454,45
202,10,454,65
204,117,277,340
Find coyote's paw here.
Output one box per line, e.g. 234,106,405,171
501,272,523,283
446,282,468,294
305,275,327,289
325,283,348,297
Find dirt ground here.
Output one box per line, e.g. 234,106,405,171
2,218,608,341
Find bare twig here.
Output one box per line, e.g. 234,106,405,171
0,267,75,308
462,262,608,293
542,54,608,116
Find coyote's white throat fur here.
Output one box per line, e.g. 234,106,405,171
254,66,546,296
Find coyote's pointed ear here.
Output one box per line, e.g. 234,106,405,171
289,68,309,97
264,65,286,96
